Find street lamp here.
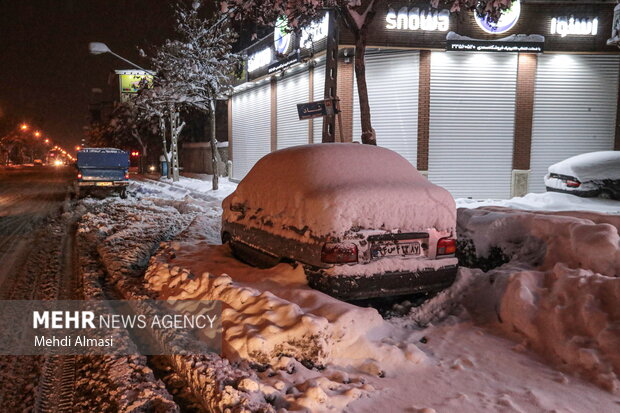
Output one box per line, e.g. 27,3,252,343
34,131,41,138
88,42,155,75
20,124,29,131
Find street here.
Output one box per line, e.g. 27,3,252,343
0,165,79,411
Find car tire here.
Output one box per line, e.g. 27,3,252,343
119,188,128,199
228,240,280,269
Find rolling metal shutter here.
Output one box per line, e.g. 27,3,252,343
429,52,517,199
231,84,271,181
312,63,325,144
353,51,419,166
529,54,620,193
276,70,310,149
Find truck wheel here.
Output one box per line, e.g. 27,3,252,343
119,188,128,199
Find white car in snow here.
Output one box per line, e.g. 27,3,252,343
545,151,620,200
221,143,458,300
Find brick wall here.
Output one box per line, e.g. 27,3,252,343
616,82,620,150
337,56,354,142
512,53,537,170
417,50,431,171
270,77,277,152
227,98,232,161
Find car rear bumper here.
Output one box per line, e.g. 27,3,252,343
545,186,598,197
77,181,128,187
305,265,458,300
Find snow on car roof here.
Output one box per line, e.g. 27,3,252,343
224,143,456,237
548,151,620,181
79,147,126,153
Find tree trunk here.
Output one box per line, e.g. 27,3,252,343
354,34,375,145
208,99,221,190
140,142,148,174
170,110,180,182
160,116,171,179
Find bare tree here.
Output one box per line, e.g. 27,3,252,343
145,0,238,188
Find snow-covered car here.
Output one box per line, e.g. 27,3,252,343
545,151,620,200
221,143,458,300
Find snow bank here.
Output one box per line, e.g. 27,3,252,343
548,151,620,181
427,207,620,392
145,238,416,371
457,191,620,215
223,144,456,239
458,206,620,277
77,195,278,412
499,264,620,392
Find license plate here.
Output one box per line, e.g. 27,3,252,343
371,241,421,258
96,182,113,187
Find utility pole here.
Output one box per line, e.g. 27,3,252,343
322,10,340,143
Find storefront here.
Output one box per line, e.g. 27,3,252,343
228,1,620,198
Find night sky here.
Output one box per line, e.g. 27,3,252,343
0,1,179,147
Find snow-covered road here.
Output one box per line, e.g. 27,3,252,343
83,175,619,412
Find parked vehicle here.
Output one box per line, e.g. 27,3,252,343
221,143,458,300
545,151,620,200
33,159,43,166
75,148,129,199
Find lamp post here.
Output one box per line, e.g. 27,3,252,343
88,42,155,75
88,42,156,176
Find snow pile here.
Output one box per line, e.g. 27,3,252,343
144,237,424,410
457,191,620,215
77,195,278,412
145,239,417,371
223,144,456,239
547,151,620,181
425,206,620,392
498,264,620,392
458,206,620,276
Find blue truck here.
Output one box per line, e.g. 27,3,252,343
75,148,130,199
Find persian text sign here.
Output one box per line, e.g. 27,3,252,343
0,300,222,355
446,39,544,53
297,100,330,120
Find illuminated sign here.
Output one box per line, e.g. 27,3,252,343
119,73,153,93
550,17,598,37
447,39,543,53
274,16,293,55
386,7,450,31
247,48,272,73
300,12,329,48
475,0,521,34
115,70,153,103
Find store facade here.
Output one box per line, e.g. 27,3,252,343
228,1,620,198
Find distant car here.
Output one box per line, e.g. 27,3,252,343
75,148,130,199
33,159,43,166
545,151,620,200
221,143,458,300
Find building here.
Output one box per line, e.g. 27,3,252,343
228,1,620,199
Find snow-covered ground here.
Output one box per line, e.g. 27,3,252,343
95,174,620,412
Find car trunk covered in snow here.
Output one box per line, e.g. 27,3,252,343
548,151,620,182
223,143,456,240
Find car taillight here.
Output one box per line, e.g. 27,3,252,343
124,172,129,179
437,238,456,256
566,179,581,188
77,173,82,179
321,243,358,264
